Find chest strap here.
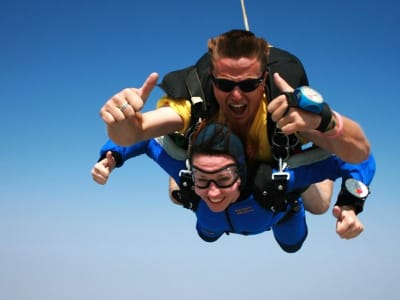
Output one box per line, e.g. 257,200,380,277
252,163,301,212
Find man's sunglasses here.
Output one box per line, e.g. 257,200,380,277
210,71,266,93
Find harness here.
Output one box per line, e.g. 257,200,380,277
159,47,312,212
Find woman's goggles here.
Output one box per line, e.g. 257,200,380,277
210,71,265,93
192,163,240,189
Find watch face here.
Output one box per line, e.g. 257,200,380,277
300,86,324,103
345,178,369,199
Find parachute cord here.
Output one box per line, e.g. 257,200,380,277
240,0,250,31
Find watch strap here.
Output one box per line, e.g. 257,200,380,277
335,185,368,214
282,90,333,132
316,103,333,132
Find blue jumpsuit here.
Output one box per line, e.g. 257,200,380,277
98,139,375,253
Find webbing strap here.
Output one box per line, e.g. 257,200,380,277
253,163,292,212
186,67,206,102
287,147,332,168
185,68,208,139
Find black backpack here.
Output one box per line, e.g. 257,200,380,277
159,46,309,147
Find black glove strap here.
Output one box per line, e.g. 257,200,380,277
316,103,333,132
335,188,367,215
281,92,333,133
281,92,299,117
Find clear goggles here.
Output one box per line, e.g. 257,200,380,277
191,163,240,189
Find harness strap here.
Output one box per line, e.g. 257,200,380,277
185,67,208,139
287,146,332,168
253,163,299,212
154,136,187,160
175,170,200,211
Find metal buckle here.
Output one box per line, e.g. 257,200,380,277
272,157,290,193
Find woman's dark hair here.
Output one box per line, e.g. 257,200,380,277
189,122,247,187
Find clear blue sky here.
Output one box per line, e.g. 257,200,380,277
1,0,399,299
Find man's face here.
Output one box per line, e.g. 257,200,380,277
211,56,266,129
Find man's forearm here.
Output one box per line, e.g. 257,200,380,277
301,115,370,163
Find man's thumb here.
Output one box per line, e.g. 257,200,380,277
273,72,293,93
140,72,159,102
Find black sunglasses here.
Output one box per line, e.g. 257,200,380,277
210,71,265,93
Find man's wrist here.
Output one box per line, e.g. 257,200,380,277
315,103,333,132
323,115,337,132
322,111,343,138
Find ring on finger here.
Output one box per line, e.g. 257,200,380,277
119,102,130,112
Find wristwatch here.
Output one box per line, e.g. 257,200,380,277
336,178,370,214
283,86,332,132
344,178,369,199
294,86,324,114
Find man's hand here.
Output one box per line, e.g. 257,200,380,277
91,151,117,185
267,72,321,135
100,72,159,145
333,205,364,239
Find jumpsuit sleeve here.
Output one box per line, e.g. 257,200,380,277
98,139,149,167
98,138,186,184
286,153,376,192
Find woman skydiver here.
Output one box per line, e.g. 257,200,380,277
91,123,375,249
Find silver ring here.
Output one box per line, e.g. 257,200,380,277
119,102,129,112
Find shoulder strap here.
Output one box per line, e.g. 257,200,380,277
184,68,208,138
266,47,309,151
159,53,217,139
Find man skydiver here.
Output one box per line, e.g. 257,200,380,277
97,29,371,236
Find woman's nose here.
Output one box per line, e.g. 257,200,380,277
207,182,222,196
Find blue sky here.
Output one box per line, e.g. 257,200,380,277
1,0,399,299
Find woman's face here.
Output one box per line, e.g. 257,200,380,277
191,153,241,212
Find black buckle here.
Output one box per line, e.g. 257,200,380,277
252,163,291,212
177,170,199,211
270,169,290,212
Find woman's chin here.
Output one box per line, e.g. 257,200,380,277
205,199,230,213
